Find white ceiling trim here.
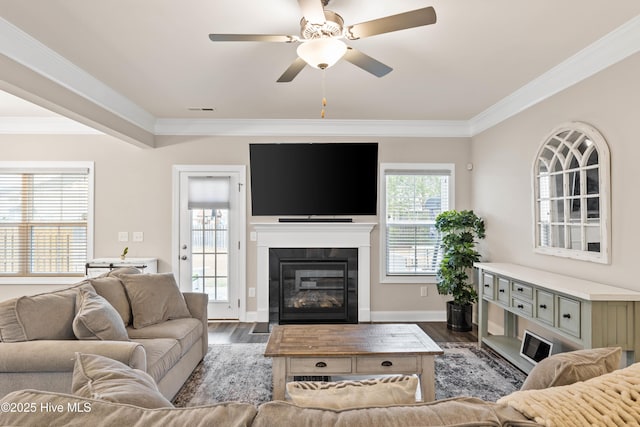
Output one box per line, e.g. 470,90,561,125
470,14,640,136
0,116,102,134
154,118,471,138
0,17,156,133
0,14,638,140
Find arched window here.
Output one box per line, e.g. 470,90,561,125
533,122,610,263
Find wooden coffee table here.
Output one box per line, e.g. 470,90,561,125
264,323,444,402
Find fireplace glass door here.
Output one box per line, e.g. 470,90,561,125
279,261,348,323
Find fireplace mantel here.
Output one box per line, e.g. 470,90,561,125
253,222,376,323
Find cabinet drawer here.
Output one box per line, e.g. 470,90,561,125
511,281,533,300
482,273,495,300
558,297,581,337
512,297,533,317
536,290,555,325
356,356,418,373
497,277,510,305
289,357,352,374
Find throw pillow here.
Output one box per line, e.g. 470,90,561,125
520,347,621,390
286,375,418,409
89,276,132,325
0,282,92,342
72,352,173,409
120,272,191,329
498,361,640,426
72,287,129,341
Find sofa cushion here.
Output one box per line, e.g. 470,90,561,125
287,375,418,409
72,352,173,409
499,361,640,426
89,276,132,325
0,282,92,342
73,287,129,341
120,273,191,329
520,347,621,390
0,389,258,427
253,398,537,427
106,266,142,278
127,318,202,357
131,338,182,383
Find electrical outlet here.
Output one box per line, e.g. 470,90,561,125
118,231,129,242
132,231,144,242
248,287,256,298
420,286,428,297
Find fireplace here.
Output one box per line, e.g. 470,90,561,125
270,248,358,324
253,222,375,323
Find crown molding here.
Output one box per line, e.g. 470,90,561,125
470,14,640,136
0,17,156,133
154,118,471,138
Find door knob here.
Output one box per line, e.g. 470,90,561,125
182,244,187,250
181,255,188,261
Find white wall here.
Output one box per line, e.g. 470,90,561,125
0,133,472,318
471,53,640,291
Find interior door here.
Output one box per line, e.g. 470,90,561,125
175,166,245,319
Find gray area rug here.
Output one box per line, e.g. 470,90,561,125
172,342,526,407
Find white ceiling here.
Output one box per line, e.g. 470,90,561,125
1,1,639,144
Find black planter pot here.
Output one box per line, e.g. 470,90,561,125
446,301,473,332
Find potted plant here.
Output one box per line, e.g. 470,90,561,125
434,210,485,331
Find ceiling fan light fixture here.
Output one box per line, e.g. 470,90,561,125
296,38,347,70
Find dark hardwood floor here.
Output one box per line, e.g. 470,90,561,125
208,322,477,345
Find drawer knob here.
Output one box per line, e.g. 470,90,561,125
484,284,490,288
381,360,393,367
517,304,524,309
315,361,327,368
539,304,547,309
562,313,571,319
517,287,524,292
499,289,505,293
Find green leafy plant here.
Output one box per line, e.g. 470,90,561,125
120,246,129,259
435,210,486,306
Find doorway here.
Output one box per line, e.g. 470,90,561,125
172,165,246,319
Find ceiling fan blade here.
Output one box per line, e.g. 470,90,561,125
343,47,392,77
277,57,307,82
345,6,436,40
209,34,298,43
297,0,326,25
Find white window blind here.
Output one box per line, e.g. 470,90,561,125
188,176,230,209
384,169,450,276
0,167,90,276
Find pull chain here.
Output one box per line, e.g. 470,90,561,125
321,69,327,119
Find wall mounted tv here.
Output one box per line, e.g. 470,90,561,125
249,143,378,217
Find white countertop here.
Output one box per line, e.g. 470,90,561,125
475,262,640,301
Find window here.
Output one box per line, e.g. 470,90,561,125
380,163,454,283
188,176,230,301
0,162,93,277
533,122,610,263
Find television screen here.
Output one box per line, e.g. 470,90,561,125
249,143,378,216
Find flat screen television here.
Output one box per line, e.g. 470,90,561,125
249,143,378,217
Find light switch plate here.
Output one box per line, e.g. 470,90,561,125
132,231,144,242
118,231,129,242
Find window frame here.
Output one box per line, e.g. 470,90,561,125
532,122,611,264
0,161,94,284
379,163,455,284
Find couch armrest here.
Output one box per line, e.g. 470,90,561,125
182,292,208,355
0,340,146,373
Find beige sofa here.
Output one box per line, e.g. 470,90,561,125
0,268,208,400
0,346,631,426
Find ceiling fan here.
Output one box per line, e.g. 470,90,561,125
209,0,436,82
